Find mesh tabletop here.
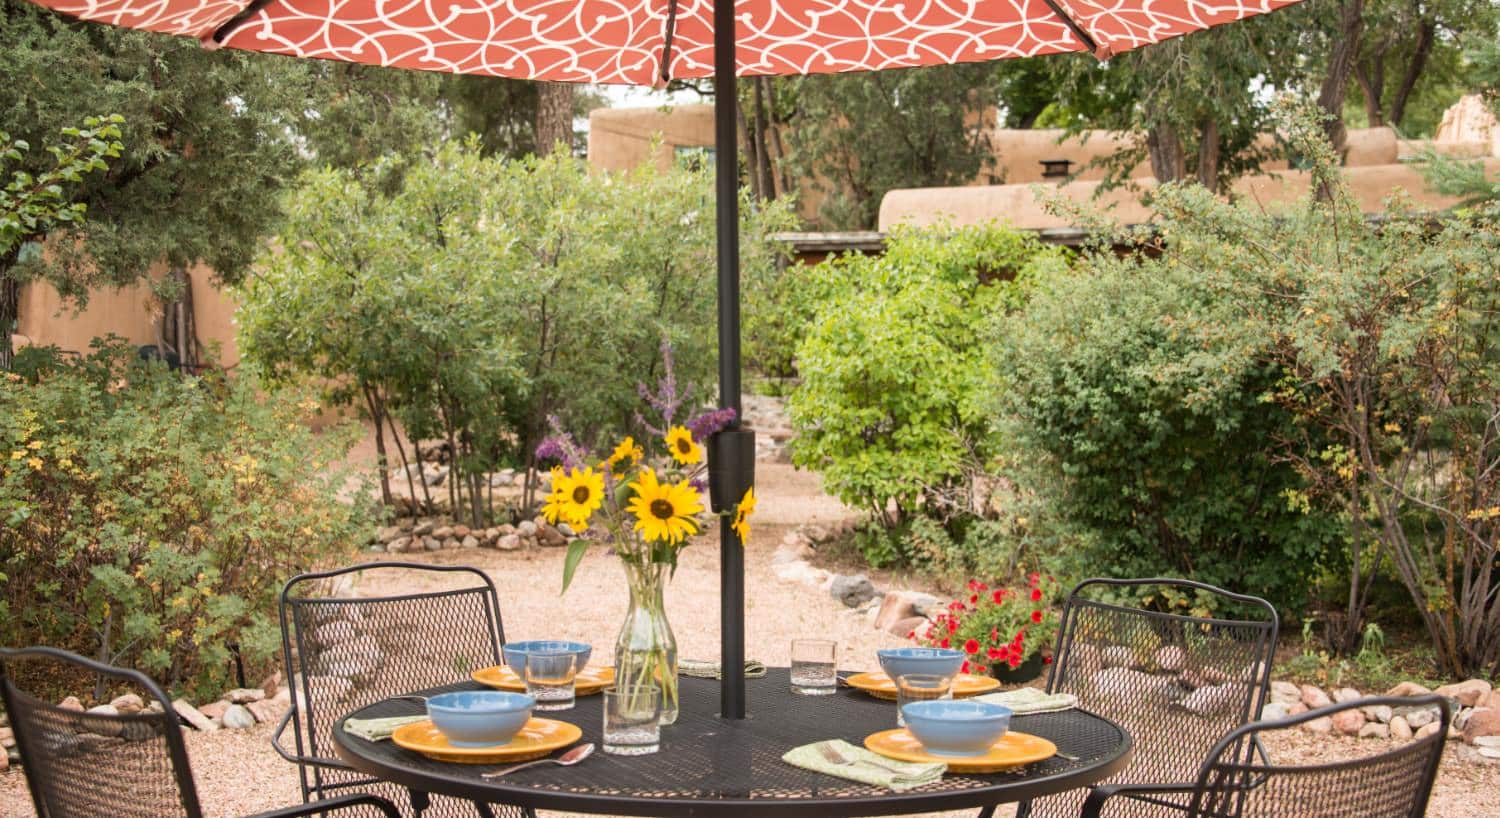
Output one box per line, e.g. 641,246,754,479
334,669,1130,817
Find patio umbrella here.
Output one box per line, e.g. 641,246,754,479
22,0,1306,720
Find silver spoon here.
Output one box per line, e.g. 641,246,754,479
482,742,596,779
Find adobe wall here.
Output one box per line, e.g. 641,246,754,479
13,263,240,365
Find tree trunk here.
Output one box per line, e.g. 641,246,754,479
752,77,776,199
1353,57,1386,128
737,102,763,201
363,385,394,507
535,82,575,154
0,271,18,371
1317,0,1367,159
1195,117,1221,191
1146,121,1187,183
1388,21,1435,129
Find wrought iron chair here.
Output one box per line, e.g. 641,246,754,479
274,562,527,818
1017,578,1280,818
1083,695,1450,818
0,645,400,818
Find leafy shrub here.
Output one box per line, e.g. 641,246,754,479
788,224,1068,526
989,230,1344,614
0,340,370,697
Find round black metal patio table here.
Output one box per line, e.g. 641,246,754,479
333,669,1132,818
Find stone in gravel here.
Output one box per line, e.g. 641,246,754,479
109,693,144,714
829,574,877,608
173,700,219,732
1391,715,1413,739
1436,679,1493,707
1260,702,1290,721
1481,691,1500,710
226,688,265,704
0,750,7,771
1181,683,1241,716
497,534,522,551
1386,681,1431,697
387,537,410,553
423,536,442,551
461,535,480,549
246,699,285,725
1303,716,1334,734
1270,681,1301,705
873,591,922,631
1101,646,1135,669
58,696,83,712
376,526,404,543
306,676,354,704
0,727,12,746
314,620,357,647
1331,709,1366,736
909,593,942,619
1399,705,1439,729
1153,646,1187,673
222,705,256,730
453,525,471,538
773,542,815,564
1361,704,1393,724
1331,687,1362,704
432,525,454,540
199,700,230,720
411,520,434,536
1284,702,1308,716
1300,685,1332,709
438,537,457,549
1416,722,1442,740
1475,736,1500,749
259,672,283,700
802,524,832,544
518,520,538,537
1456,708,1475,730
538,526,566,548
82,705,122,737
1462,708,1500,744
888,616,928,638
1359,722,1390,739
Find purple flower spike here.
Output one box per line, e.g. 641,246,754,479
686,407,737,442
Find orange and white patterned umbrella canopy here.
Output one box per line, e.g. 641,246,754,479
28,0,1301,85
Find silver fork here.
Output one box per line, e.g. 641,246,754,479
817,740,915,776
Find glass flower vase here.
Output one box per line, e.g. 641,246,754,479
614,558,679,725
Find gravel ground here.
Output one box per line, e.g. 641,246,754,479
3,460,1497,816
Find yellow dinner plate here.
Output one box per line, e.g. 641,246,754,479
864,728,1057,773
844,672,1000,701
391,718,582,764
471,664,615,695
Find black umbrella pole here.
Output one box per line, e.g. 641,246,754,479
714,0,746,721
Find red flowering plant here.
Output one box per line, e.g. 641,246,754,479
911,573,1063,676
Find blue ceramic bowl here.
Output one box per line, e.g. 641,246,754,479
876,647,966,681
901,700,1013,757
426,691,534,748
502,640,592,676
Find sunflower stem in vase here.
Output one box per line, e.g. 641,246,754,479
615,557,679,723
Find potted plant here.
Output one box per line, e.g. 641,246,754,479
911,573,1062,683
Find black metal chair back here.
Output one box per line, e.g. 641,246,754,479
0,646,204,818
1188,695,1448,818
1023,578,1280,818
277,562,508,815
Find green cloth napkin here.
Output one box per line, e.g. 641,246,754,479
344,715,426,742
679,658,767,679
782,740,945,792
973,687,1078,715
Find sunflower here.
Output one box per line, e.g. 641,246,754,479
730,486,756,543
626,468,703,544
544,467,605,528
663,426,703,465
606,436,644,471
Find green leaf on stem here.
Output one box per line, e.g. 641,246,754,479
560,538,589,594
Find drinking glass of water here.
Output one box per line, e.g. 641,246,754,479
895,672,953,727
524,651,578,711
603,684,662,755
789,639,837,695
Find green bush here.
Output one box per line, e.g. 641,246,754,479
0,340,370,697
788,224,1068,526
989,225,1344,614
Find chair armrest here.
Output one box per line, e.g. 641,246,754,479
243,793,401,818
270,705,352,772
1081,782,1201,818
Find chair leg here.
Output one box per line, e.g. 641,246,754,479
409,789,431,817
974,806,997,818
474,804,496,818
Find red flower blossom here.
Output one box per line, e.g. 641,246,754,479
1030,588,1043,602
939,637,950,649
964,639,981,655
975,582,988,592
1043,655,1054,665
1028,572,1040,587
990,627,999,642
972,664,987,674
987,647,1004,660
992,589,1005,604
947,619,959,635
961,660,971,674
969,593,979,605
906,631,916,639
1031,610,1043,624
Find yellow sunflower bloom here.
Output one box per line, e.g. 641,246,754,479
607,436,645,470
627,469,703,544
664,426,703,465
545,467,605,528
730,486,756,543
